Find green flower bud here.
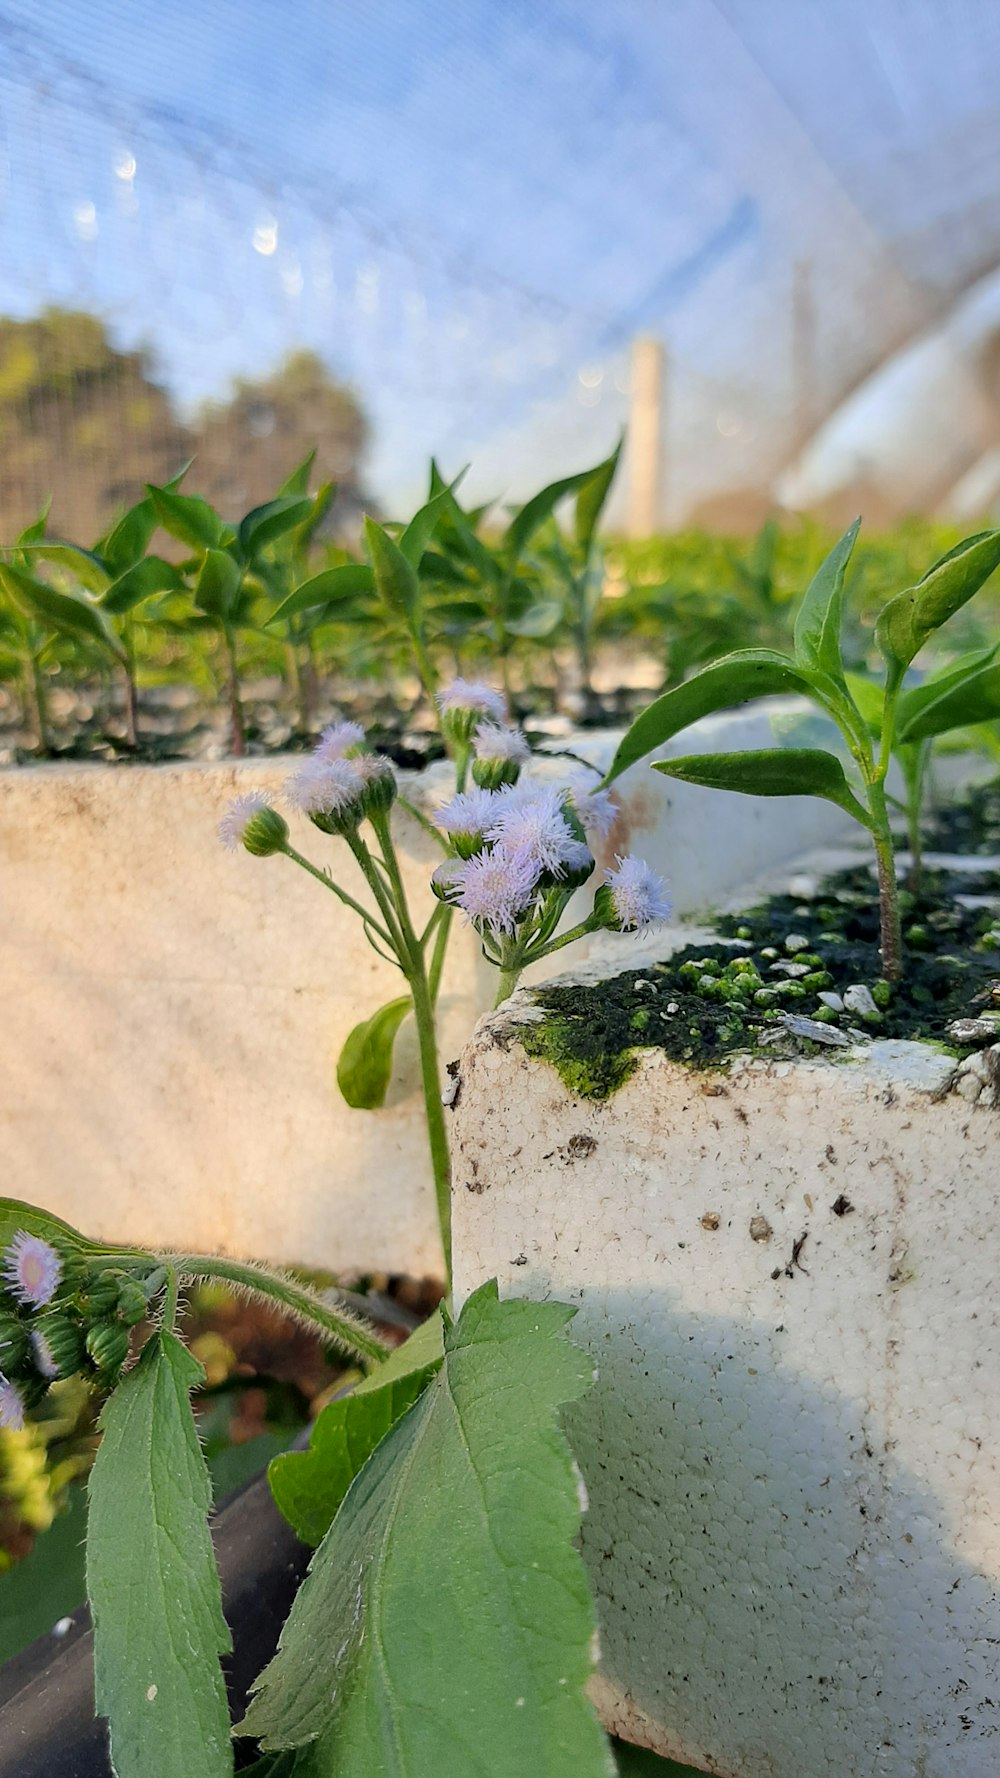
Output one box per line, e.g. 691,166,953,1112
32,1314,85,1380
116,1280,149,1327
357,758,398,817
242,806,289,857
471,754,521,791
83,1269,126,1316
85,1320,130,1375
0,1314,30,1377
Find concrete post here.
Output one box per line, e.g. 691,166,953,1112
627,335,665,536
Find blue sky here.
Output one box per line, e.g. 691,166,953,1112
1,0,999,516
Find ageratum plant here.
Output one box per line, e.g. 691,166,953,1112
603,520,1000,980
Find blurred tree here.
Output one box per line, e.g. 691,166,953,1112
0,309,189,541
195,349,369,530
0,319,370,545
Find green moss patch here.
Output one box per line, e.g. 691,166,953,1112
519,791,1000,1101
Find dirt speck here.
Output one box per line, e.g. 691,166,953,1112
831,1194,855,1217
700,1211,721,1231
749,1215,773,1243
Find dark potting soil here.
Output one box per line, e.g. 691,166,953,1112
520,784,1000,1100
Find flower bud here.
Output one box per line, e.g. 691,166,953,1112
85,1320,130,1375
431,859,466,902
116,1280,149,1327
590,882,620,932
83,1269,126,1316
357,756,398,818
33,1314,85,1380
471,721,530,790
241,806,289,857
0,1314,29,1377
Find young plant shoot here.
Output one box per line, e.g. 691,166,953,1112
603,521,1000,981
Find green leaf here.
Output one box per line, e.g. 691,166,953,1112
100,499,159,575
0,564,124,659
279,449,317,497
269,563,374,624
897,657,1000,745
354,1309,445,1394
876,529,1000,687
239,496,316,560
16,502,51,547
241,1281,612,1778
102,556,183,615
195,548,242,619
505,465,599,563
793,518,859,681
844,670,885,735
17,542,111,594
0,1194,129,1258
604,649,821,784
364,515,420,620
148,485,224,552
653,747,873,827
398,487,452,569
269,1361,439,1545
506,597,564,638
87,1333,233,1778
336,996,412,1109
575,437,623,552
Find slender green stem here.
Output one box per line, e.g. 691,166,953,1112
866,780,903,981
27,649,49,751
158,1253,391,1364
346,831,408,956
223,624,246,757
162,1266,180,1331
408,966,452,1282
283,844,395,949
428,907,452,1006
398,795,449,851
525,916,599,966
493,966,522,1008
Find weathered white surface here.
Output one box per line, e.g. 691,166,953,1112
0,699,858,1275
452,960,1000,1778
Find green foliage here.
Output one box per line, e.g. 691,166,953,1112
268,1355,440,1544
87,1333,233,1778
243,1282,613,1778
335,995,412,1109
608,519,1000,979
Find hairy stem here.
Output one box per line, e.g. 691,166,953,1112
159,1253,391,1364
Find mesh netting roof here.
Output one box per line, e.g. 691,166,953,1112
1,0,1000,519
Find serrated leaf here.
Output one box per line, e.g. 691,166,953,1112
239,496,316,560
102,555,184,615
0,564,123,658
653,747,872,827
18,542,111,594
269,563,374,624
896,658,1000,744
575,437,623,552
87,1332,233,1778
336,996,411,1109
505,465,599,563
793,518,859,680
195,548,242,619
269,1361,439,1545
876,529,1000,687
0,1195,102,1258
242,1281,613,1778
604,649,822,784
148,485,224,552
364,515,420,620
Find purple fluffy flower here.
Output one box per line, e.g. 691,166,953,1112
3,1232,61,1308
604,855,672,931
567,772,618,842
218,791,273,852
314,720,366,763
286,756,364,817
435,679,506,721
473,721,530,766
0,1377,24,1432
446,845,540,938
486,784,587,878
433,788,497,844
